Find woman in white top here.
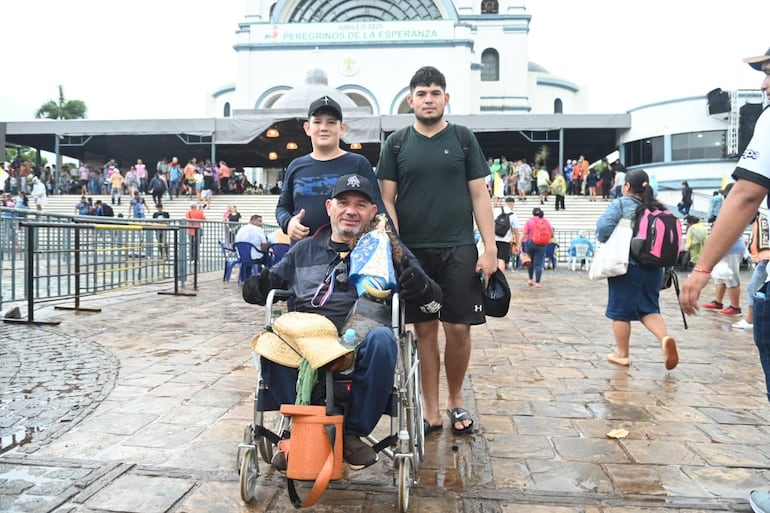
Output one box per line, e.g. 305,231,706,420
31,176,47,211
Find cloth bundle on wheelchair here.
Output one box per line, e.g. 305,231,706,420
252,311,352,371
341,296,391,343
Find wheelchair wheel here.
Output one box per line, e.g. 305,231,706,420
256,412,288,464
239,446,258,502
397,456,413,513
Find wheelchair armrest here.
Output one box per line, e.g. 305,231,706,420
264,289,293,327
267,289,292,301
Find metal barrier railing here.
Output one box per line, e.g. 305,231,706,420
4,220,198,325
1,207,279,312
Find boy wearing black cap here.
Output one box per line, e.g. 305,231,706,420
275,96,387,242
679,47,770,512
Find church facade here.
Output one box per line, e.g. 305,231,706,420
208,0,585,118
206,0,765,205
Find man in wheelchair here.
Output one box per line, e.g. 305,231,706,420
242,174,442,470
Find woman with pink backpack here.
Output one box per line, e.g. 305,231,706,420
519,207,553,288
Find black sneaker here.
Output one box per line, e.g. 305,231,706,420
343,435,377,470
271,450,287,473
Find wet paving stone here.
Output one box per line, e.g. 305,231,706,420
528,459,614,494
84,473,194,513
620,439,705,466
3,269,770,512
0,329,118,453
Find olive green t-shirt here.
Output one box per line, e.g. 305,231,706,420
376,124,489,248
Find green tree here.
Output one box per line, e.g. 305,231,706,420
4,147,46,167
35,85,87,120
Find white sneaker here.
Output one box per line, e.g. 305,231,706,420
732,319,754,330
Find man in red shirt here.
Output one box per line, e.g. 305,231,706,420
218,161,231,194
571,155,588,196
185,202,206,261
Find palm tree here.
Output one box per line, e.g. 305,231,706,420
35,85,87,120
534,145,550,170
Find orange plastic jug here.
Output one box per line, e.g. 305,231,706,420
279,404,344,481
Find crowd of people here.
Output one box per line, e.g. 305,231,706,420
484,154,626,205
0,155,285,204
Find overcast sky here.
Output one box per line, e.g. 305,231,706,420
1,0,767,121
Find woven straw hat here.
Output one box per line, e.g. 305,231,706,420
251,311,351,369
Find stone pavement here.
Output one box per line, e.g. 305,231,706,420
1,267,769,513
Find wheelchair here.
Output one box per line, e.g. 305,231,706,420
237,289,425,512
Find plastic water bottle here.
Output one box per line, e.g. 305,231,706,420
340,328,357,350
339,329,357,375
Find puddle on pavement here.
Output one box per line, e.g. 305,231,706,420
0,426,42,454
428,468,465,492
419,467,464,492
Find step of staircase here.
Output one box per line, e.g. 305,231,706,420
497,194,610,241
42,193,284,227
41,193,609,242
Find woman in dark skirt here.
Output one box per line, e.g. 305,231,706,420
595,169,678,370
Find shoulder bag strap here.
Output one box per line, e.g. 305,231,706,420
286,423,336,508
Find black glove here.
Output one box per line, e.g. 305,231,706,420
398,257,442,313
242,267,272,305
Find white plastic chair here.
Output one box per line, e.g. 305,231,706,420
569,243,592,271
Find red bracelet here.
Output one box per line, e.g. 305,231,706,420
693,267,712,274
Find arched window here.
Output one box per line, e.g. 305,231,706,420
481,0,498,14
223,102,231,117
553,99,563,114
481,49,499,82
287,0,441,22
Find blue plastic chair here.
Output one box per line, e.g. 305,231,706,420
267,242,290,268
233,242,266,284
219,241,239,282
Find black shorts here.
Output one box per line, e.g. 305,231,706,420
495,240,512,264
405,245,485,325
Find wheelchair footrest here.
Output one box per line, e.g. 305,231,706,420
255,424,285,445
372,434,398,453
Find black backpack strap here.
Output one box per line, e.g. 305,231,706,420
454,124,472,158
390,126,410,156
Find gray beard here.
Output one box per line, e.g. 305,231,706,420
331,224,362,242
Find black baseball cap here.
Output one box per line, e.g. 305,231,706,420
483,269,511,318
330,174,373,202
308,96,342,120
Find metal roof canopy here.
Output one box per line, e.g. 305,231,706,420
2,112,630,169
